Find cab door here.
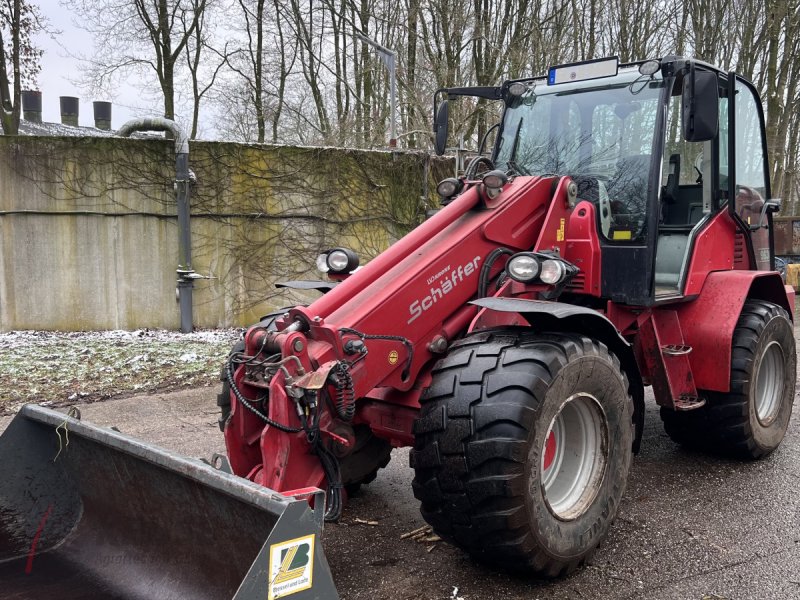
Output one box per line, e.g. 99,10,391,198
727,75,773,271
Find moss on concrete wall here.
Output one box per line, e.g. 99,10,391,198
0,136,449,330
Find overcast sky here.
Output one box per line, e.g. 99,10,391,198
34,1,138,129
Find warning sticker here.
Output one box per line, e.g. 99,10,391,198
268,534,315,599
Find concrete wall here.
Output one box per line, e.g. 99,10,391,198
0,137,442,331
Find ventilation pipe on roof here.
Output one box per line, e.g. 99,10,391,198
59,96,79,126
21,91,42,123
93,101,112,130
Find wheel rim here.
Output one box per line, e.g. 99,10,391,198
755,341,785,425
541,393,609,521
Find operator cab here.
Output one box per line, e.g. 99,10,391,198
435,57,777,306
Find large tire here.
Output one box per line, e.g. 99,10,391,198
411,331,633,577
661,299,796,458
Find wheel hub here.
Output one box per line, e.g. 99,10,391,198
755,340,785,425
541,393,609,521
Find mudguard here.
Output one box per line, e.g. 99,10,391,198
674,270,794,392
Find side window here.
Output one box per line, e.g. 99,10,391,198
660,76,714,226
733,80,770,270
734,81,767,195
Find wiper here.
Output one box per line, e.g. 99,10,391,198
507,118,529,175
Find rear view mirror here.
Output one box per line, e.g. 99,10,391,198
434,99,449,156
682,66,719,142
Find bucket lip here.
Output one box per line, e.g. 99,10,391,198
17,403,295,515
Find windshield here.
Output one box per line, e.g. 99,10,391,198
494,69,665,242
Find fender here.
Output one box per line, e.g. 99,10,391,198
469,297,645,453
674,270,794,393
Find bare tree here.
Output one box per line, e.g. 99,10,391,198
65,0,206,121
182,0,228,139
0,0,41,134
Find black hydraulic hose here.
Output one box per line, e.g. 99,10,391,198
304,394,343,521
227,356,343,520
479,247,514,297
225,360,302,433
330,362,356,421
339,328,414,381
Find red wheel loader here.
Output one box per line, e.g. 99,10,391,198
219,56,796,577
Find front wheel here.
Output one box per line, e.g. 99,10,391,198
411,331,633,577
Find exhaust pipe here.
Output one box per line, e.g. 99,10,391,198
0,404,339,600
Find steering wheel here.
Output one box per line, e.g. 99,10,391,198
464,156,495,180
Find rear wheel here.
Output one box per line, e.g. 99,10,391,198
411,331,633,577
660,299,795,458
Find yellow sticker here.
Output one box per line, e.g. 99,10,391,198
613,230,632,240
556,217,565,242
268,534,315,599
388,350,399,365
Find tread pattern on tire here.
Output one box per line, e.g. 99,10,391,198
660,299,795,458
410,330,631,576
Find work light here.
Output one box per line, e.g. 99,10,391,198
436,177,463,199
540,259,567,284
482,170,508,191
507,254,540,282
317,248,360,274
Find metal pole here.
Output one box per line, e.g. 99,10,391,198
117,118,194,333
354,32,397,148
388,53,397,148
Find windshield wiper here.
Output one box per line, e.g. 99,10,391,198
507,118,529,175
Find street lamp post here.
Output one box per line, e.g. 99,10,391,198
355,32,397,148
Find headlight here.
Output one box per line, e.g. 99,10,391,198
482,170,508,190
507,254,540,282
318,248,359,274
436,177,463,199
540,259,566,284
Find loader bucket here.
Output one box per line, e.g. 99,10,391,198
0,404,338,600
